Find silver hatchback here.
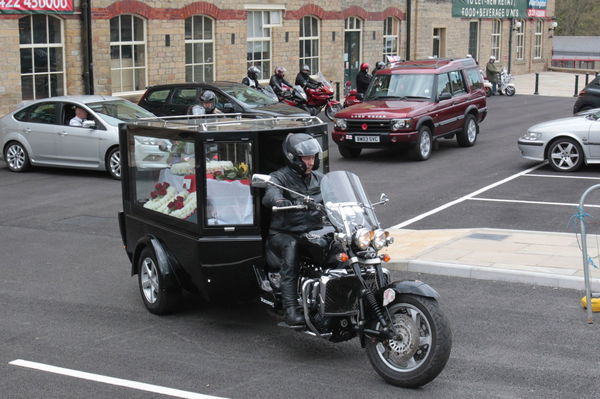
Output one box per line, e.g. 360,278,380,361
518,108,600,172
0,95,158,179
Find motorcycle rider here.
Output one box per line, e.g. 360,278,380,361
356,63,371,94
269,66,293,99
242,66,262,89
372,61,385,75
188,90,222,115
486,55,499,95
295,64,321,90
262,133,323,326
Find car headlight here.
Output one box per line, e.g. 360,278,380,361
521,131,542,141
391,119,411,131
334,118,347,130
372,229,387,250
353,228,372,250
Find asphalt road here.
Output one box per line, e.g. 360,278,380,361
2,95,600,398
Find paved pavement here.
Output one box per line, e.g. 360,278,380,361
386,72,600,294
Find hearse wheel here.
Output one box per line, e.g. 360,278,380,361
456,114,478,147
411,126,432,161
339,145,362,158
137,247,180,315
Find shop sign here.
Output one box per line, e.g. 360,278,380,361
452,0,546,19
0,0,73,14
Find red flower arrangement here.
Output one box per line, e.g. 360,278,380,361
150,182,170,199
167,196,185,210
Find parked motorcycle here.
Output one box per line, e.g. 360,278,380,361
304,72,342,120
343,81,363,108
252,170,452,388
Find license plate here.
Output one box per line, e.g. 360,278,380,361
355,135,380,143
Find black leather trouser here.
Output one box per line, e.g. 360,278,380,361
266,232,301,308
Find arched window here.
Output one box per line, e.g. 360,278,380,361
19,15,65,100
383,17,400,59
110,15,146,93
299,16,320,72
491,19,502,59
247,11,272,77
344,17,363,86
534,20,543,59
515,19,525,60
185,15,215,82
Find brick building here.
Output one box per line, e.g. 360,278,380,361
0,0,555,115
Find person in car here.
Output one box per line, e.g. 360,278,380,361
295,65,321,90
188,90,222,115
69,107,89,126
262,133,323,326
242,66,262,89
356,63,371,94
372,61,385,75
486,55,499,95
269,66,293,99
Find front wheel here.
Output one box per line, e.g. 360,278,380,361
505,85,516,96
547,138,584,172
410,126,432,161
365,294,452,388
325,103,343,121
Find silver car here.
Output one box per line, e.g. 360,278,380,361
0,95,159,179
518,108,600,172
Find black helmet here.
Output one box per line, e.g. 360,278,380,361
301,64,311,75
282,133,322,174
200,90,216,113
375,61,385,70
248,65,260,80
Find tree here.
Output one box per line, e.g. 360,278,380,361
555,0,600,36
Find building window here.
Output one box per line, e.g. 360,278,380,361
247,11,272,77
110,15,146,93
185,16,214,83
432,28,446,58
534,20,543,59
19,15,65,100
383,17,400,59
491,19,502,60
299,16,320,72
468,21,479,61
515,19,525,60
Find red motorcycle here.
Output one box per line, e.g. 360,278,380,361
304,73,342,121
342,81,363,108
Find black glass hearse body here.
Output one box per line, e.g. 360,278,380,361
118,116,329,308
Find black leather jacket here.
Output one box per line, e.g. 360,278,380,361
242,76,261,89
356,70,371,94
269,74,293,97
295,72,321,90
262,165,323,234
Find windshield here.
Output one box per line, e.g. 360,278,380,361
321,171,379,235
222,85,278,107
87,100,157,126
365,74,434,101
316,72,332,88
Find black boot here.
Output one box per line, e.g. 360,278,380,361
280,281,304,326
284,305,305,326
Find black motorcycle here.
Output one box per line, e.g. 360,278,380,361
252,170,452,388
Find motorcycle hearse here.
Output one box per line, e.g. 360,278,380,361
117,115,451,388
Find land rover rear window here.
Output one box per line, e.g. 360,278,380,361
465,68,483,90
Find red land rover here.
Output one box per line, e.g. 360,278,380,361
333,58,487,160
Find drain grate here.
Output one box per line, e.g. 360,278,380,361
467,233,509,241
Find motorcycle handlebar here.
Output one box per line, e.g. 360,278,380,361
272,205,308,212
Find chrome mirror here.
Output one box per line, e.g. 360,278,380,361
251,173,272,188
372,193,390,206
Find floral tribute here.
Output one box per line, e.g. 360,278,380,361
212,162,250,181
143,182,196,220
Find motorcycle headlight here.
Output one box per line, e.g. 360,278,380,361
391,119,411,131
353,228,372,250
520,131,542,141
372,229,387,250
334,118,347,130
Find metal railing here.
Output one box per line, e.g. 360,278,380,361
577,184,600,323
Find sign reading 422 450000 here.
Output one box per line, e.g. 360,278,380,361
0,0,73,13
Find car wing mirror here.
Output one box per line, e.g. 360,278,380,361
437,92,452,102
372,193,389,206
223,103,235,113
251,173,272,188
82,120,96,129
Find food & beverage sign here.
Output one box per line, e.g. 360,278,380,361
452,0,546,19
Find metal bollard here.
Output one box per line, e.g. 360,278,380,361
534,73,539,95
586,73,590,85
335,82,340,101
574,75,579,97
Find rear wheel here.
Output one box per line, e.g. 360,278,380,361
106,147,121,180
338,145,362,158
365,294,452,388
137,247,180,315
547,137,584,172
456,114,478,147
410,126,432,161
4,141,31,172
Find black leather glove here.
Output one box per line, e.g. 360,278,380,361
275,199,292,207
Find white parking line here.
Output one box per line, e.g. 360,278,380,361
9,359,227,399
525,173,600,180
391,163,546,229
468,197,600,208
